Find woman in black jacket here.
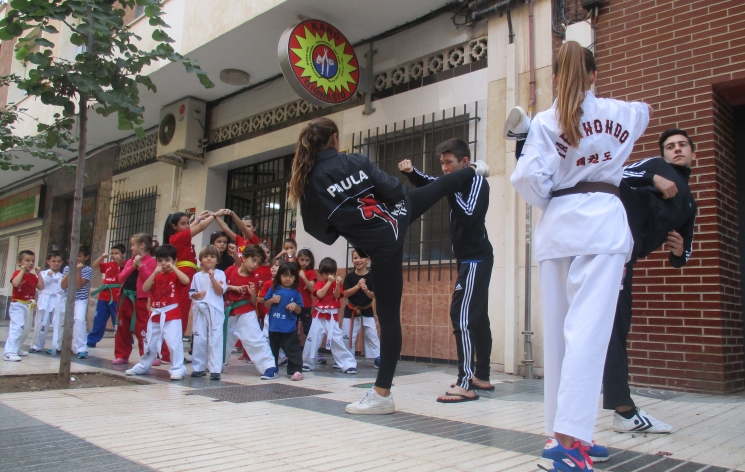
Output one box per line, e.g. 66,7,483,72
289,117,488,414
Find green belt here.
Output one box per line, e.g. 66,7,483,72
91,283,122,305
117,289,138,332
223,299,251,364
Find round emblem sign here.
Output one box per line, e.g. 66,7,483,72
278,20,360,107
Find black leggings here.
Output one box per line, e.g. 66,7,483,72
368,167,476,389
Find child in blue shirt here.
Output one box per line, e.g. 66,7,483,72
264,262,304,380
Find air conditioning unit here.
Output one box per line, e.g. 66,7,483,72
156,97,206,167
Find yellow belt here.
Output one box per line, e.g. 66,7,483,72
176,261,198,271
12,299,36,307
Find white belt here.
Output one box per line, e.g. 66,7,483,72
146,303,178,356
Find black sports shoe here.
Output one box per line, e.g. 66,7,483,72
190,370,206,377
210,373,221,381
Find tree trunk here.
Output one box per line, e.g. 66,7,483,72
57,92,88,389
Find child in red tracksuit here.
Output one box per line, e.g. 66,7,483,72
301,257,357,373
4,250,43,362
161,210,217,362
112,233,157,365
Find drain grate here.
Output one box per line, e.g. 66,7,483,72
186,383,329,403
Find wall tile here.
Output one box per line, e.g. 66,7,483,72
401,324,416,357
432,294,452,327
415,294,433,326
415,325,432,358
401,295,417,326
432,326,453,360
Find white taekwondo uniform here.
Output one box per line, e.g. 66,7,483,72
33,270,65,351
510,91,649,443
190,269,226,374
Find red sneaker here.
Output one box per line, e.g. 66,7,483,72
112,358,128,365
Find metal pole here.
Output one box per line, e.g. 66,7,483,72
523,203,534,379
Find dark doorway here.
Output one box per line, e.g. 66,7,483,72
225,154,296,256
735,105,745,348
48,188,97,263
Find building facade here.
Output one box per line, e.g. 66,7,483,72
1,0,744,392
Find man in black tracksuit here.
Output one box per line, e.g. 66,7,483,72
604,128,697,433
399,138,494,402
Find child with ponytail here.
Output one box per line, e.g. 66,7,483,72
161,211,217,362
510,41,651,471
113,233,157,365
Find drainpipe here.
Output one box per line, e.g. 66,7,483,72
523,0,536,381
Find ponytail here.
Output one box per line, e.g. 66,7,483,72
131,233,156,257
554,41,596,148
288,117,339,208
162,212,186,245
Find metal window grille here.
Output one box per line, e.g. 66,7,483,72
0,238,9,289
109,187,158,257
350,101,484,281
226,155,296,256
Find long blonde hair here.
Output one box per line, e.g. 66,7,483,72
288,117,339,208
554,41,596,148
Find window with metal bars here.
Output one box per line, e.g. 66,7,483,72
350,102,482,280
108,187,158,257
226,155,296,257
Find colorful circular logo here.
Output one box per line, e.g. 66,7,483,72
278,20,360,107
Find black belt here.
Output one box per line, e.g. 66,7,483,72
552,181,620,198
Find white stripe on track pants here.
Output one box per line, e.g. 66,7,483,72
224,311,275,375
302,317,356,371
191,302,224,374
540,253,626,444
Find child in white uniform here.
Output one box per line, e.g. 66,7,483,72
31,251,64,353
190,245,226,380
302,257,357,374
510,42,650,471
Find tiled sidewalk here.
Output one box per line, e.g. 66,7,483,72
2,326,745,472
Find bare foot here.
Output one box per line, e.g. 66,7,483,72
437,385,477,402
471,377,493,389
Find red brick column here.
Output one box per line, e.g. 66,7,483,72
593,0,745,392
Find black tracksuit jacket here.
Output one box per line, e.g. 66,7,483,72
300,148,409,255
621,157,697,267
405,167,493,262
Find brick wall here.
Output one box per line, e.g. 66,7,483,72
593,0,745,392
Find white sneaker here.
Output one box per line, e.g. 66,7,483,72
170,373,184,380
503,105,531,140
17,350,29,356
184,354,193,364
613,408,672,434
3,353,22,362
125,368,148,376
470,160,490,178
345,388,395,415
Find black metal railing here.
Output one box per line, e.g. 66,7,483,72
226,155,295,257
109,187,158,258
350,102,482,281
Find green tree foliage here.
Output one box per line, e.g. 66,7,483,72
0,0,214,387
0,0,214,170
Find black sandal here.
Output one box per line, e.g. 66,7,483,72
436,392,480,403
